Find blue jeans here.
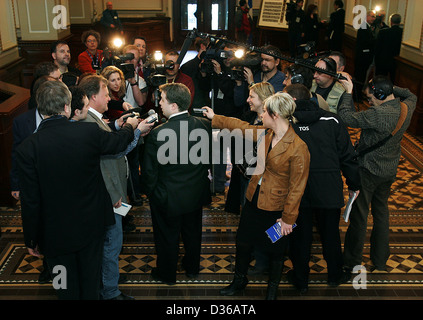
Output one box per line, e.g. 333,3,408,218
101,213,123,299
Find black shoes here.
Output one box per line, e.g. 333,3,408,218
38,268,52,284
219,273,248,296
328,270,351,287
151,268,176,285
286,270,308,295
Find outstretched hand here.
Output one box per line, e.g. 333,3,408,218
202,106,215,120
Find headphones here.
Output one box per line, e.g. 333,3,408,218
368,79,393,100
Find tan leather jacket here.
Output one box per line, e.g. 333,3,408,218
212,115,310,225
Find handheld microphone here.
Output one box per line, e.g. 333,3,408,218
193,108,207,113
145,113,159,124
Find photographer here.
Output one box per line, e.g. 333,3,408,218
122,45,148,108
234,45,286,112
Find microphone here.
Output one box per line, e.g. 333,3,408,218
193,108,207,113
145,113,159,124
123,109,155,120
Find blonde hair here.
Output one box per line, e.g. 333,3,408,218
264,92,297,123
250,82,275,103
100,66,126,99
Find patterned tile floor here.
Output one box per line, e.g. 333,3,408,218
1,131,423,303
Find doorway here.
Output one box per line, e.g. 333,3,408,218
173,0,237,48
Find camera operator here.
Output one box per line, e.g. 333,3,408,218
180,37,211,109
121,45,148,109
199,44,240,194
234,45,286,111
164,50,195,108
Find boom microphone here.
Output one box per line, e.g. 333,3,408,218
176,30,197,65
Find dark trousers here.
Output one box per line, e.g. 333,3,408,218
150,201,203,283
344,168,394,269
289,207,343,287
45,235,104,300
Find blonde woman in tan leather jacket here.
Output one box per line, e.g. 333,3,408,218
202,92,310,300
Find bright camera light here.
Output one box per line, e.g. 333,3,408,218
375,6,381,12
113,37,123,48
154,51,163,61
235,49,245,59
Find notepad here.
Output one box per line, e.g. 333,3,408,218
265,222,297,243
343,191,359,223
113,202,132,216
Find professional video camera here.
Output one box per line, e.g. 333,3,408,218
229,51,262,81
102,48,136,80
295,41,329,65
199,37,233,74
143,51,175,87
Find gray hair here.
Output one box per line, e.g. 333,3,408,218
36,80,71,116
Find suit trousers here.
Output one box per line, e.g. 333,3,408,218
289,207,343,288
343,167,394,270
150,201,203,283
45,235,104,300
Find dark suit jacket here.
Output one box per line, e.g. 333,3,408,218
10,108,37,191
16,117,134,257
142,113,211,217
328,8,345,49
355,23,376,63
375,25,403,69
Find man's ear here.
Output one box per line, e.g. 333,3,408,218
64,104,71,118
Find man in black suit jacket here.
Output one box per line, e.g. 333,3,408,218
327,0,345,52
16,80,142,300
375,14,403,83
354,10,376,100
142,83,212,285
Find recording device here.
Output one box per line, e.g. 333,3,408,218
122,109,155,121
145,113,159,124
143,52,175,88
200,37,233,74
193,108,207,113
102,49,136,80
229,51,262,81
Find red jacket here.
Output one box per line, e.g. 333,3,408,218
78,50,104,74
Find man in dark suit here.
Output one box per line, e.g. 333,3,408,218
9,75,57,284
327,0,345,52
354,10,376,101
142,83,212,285
79,74,151,300
375,14,403,83
16,80,141,300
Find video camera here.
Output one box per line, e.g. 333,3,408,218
295,41,329,65
229,51,262,81
200,37,233,74
102,48,136,80
144,51,175,87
